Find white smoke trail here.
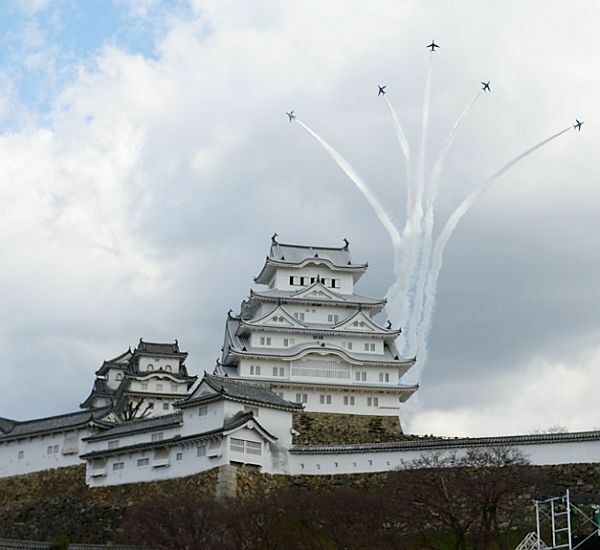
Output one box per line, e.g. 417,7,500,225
383,95,411,218
296,119,402,249
405,91,482,354
413,126,572,371
398,52,433,356
413,52,433,225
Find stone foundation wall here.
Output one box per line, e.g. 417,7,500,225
5,461,600,545
292,411,413,444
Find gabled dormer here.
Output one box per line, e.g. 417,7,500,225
334,311,399,335
242,305,308,330
291,281,345,302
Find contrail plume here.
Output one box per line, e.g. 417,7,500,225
399,52,433,355
383,95,411,217
414,52,433,223
296,119,402,249
414,126,572,370
404,91,482,354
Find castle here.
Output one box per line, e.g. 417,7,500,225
2,238,600,487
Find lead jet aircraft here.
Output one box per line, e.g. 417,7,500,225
427,40,440,51
481,81,491,92
574,119,584,131
378,85,386,96
286,111,295,122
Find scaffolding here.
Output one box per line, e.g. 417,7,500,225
532,490,600,550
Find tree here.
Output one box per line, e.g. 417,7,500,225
393,446,539,550
122,492,226,549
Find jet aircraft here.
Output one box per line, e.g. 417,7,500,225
427,40,440,51
574,119,584,131
481,81,491,92
378,85,387,96
286,111,295,122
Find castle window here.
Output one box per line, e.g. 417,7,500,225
163,403,170,411
331,279,340,289
272,366,284,377
293,312,305,322
230,438,245,453
165,365,172,372
147,364,154,371
312,335,324,340
108,440,119,450
156,383,163,391
141,382,148,390
176,452,183,461
283,338,295,347
235,440,261,456
197,444,207,457
17,450,24,459
379,372,390,383
250,365,261,376
367,397,379,407
299,276,306,285
137,458,150,467
327,314,339,323
199,406,208,416
319,394,332,405
113,462,124,471
346,342,353,351
355,371,367,382
115,373,123,381
295,393,308,404
170,383,178,392
259,336,272,346
343,396,355,406
364,343,376,352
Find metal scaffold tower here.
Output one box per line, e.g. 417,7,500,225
531,490,600,550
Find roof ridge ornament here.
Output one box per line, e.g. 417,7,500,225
343,238,349,250
386,320,392,329
271,233,278,244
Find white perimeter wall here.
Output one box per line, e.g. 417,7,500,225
0,428,89,478
287,439,600,476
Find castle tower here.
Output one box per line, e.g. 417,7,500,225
215,236,417,429
81,339,197,419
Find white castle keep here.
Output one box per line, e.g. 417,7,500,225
215,235,418,416
2,238,600,486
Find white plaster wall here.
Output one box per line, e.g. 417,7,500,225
138,356,181,374
272,386,400,416
179,401,225,436
0,428,90,478
86,440,228,487
249,331,384,356
287,440,600,476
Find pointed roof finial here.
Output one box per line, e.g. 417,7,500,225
386,320,392,329
271,232,278,244
227,309,233,318
343,238,349,250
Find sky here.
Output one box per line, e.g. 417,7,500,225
0,0,599,437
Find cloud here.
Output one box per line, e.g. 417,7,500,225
0,0,599,438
